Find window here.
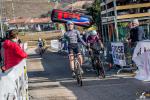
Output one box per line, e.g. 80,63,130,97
116,0,130,6
108,11,115,16
117,9,129,15
140,0,149,3
101,6,106,11
101,14,106,17
140,7,149,13
116,0,147,6
107,2,114,9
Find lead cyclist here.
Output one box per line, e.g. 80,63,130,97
63,21,88,77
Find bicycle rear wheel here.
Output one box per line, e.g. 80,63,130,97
77,75,83,86
96,59,105,78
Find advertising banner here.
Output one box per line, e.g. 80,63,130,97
132,40,150,59
133,51,150,81
132,40,150,81
51,9,93,27
111,42,126,66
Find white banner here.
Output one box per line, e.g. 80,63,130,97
133,52,150,81
132,40,150,59
50,40,59,50
0,59,29,100
132,40,150,81
111,42,126,66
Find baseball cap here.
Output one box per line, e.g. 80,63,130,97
132,19,139,24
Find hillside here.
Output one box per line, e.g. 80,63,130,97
2,0,92,19
3,0,50,19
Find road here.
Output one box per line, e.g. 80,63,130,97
27,47,150,100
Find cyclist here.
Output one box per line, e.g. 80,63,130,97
87,30,104,71
37,38,44,54
63,21,88,77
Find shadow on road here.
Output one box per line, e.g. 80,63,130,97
28,49,150,100
28,49,97,81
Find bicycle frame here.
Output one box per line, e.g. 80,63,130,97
89,48,105,78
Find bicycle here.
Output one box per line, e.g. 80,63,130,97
89,47,105,78
73,54,83,86
39,46,45,57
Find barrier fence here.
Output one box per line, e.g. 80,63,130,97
0,59,29,100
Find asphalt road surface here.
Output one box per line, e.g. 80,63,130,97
27,48,150,100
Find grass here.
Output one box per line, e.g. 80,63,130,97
19,31,62,41
19,31,62,46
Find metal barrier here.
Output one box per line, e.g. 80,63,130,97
117,42,137,74
104,41,137,74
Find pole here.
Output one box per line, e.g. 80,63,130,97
104,0,110,41
113,0,119,41
12,0,15,20
148,23,150,39
0,0,4,38
71,0,73,11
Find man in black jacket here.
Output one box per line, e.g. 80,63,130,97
128,19,145,47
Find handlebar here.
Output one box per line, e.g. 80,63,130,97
89,46,104,52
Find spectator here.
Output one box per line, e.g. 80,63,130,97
128,19,145,47
1,29,27,72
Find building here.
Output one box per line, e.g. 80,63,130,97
101,0,150,42
8,17,55,32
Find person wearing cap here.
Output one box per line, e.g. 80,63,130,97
63,21,87,77
37,38,46,55
86,30,104,73
128,19,145,47
1,29,27,72
37,38,43,48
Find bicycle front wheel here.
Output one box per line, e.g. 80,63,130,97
74,60,83,86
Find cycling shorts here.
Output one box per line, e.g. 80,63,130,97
68,43,80,54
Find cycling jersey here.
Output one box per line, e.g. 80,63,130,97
38,40,43,47
87,35,102,52
64,29,87,54
87,35,99,44
64,29,86,46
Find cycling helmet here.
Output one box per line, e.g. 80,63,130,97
66,21,73,25
38,38,41,41
90,30,97,36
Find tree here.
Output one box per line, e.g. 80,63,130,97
86,0,102,34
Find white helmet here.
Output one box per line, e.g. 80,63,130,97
90,30,97,35
38,38,41,41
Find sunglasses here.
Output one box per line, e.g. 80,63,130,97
68,23,74,25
